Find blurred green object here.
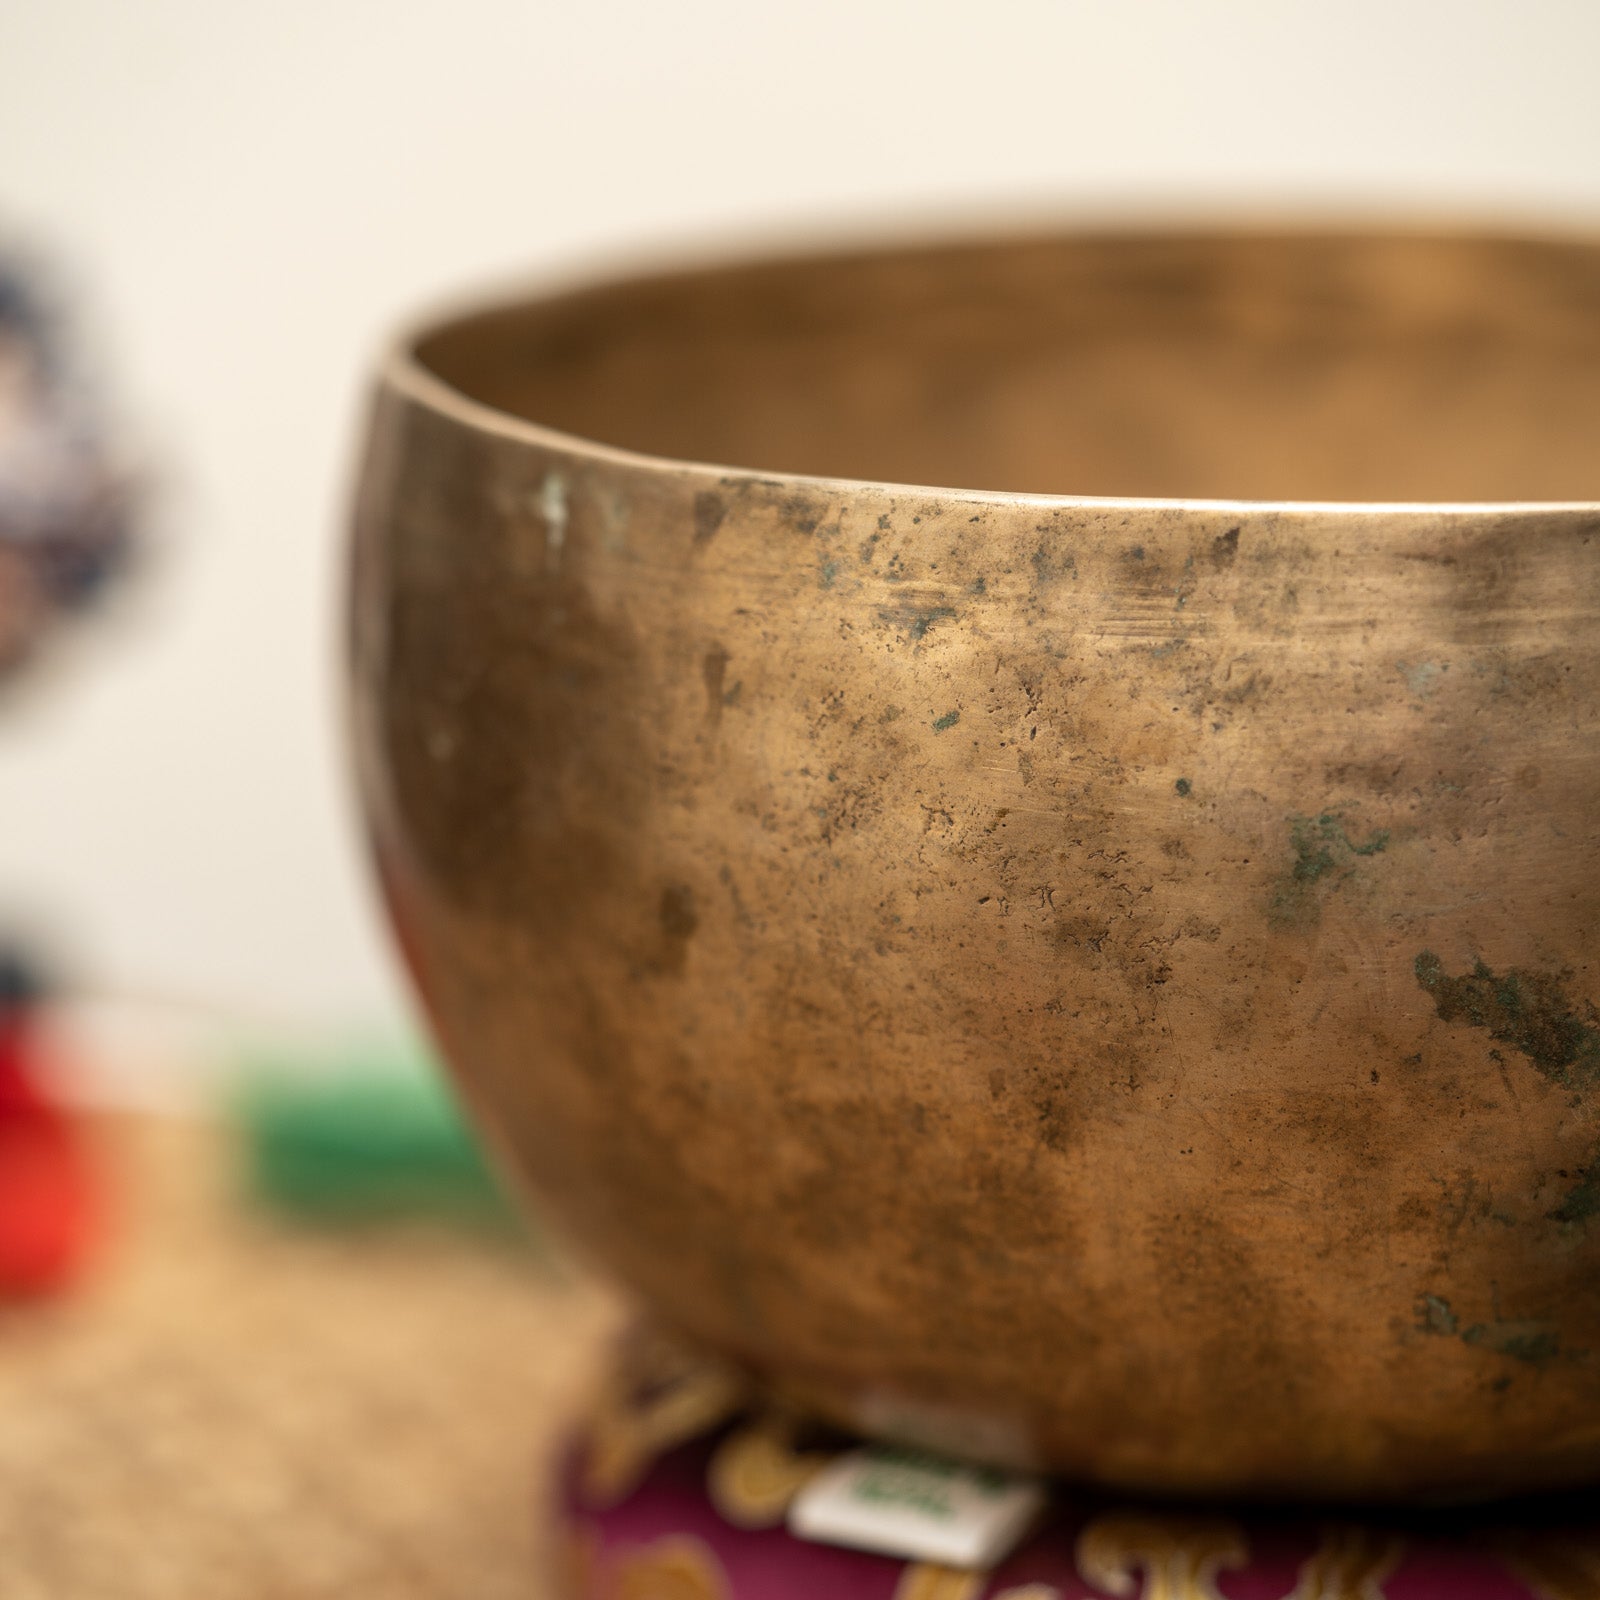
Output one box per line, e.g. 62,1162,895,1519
234,1045,518,1232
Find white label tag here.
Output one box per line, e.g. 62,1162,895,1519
787,1445,1046,1569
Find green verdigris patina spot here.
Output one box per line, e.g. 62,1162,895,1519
1418,1292,1459,1336
1550,1159,1600,1225
1416,1293,1561,1367
1292,812,1390,879
1269,811,1390,924
1413,951,1600,1090
874,601,958,641
1415,954,1600,1230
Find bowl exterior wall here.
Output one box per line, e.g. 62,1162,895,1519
352,380,1600,1498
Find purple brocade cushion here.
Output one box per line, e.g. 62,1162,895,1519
551,1337,1598,1600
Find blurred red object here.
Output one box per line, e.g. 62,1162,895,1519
0,951,96,1297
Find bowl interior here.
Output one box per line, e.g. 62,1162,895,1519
414,229,1600,504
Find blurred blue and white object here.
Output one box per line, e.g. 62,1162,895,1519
0,256,134,679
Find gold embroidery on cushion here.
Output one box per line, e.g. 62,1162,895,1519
611,1534,731,1600
1286,1525,1404,1599
581,1336,747,1505
1076,1512,1248,1600
894,1562,987,1600
707,1413,831,1528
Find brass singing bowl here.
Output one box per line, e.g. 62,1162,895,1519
350,229,1600,1500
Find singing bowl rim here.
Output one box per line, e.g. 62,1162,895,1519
377,220,1600,519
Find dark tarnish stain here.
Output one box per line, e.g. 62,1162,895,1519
780,493,822,535
702,645,730,726
877,601,958,641
693,490,727,547
1052,915,1110,953
656,884,699,975
1174,777,1192,797
1211,525,1241,567
1416,1293,1561,1367
1031,544,1078,584
1413,952,1600,1089
1550,1158,1600,1225
1466,1323,1561,1366
1270,811,1389,924
818,558,840,590
932,710,960,733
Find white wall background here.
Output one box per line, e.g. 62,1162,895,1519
0,0,1598,1039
